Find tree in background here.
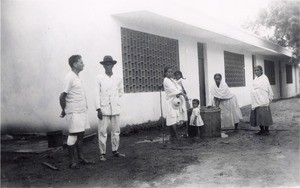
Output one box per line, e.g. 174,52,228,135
242,0,300,61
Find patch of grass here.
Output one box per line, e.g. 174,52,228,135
121,117,166,136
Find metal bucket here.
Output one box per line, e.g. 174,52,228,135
47,130,63,148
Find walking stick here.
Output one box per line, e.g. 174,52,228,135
159,85,166,147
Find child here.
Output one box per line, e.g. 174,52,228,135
174,71,187,96
174,70,191,138
189,99,204,139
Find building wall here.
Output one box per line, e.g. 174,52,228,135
2,0,202,132
280,60,299,98
255,55,299,99
2,0,125,132
2,0,299,133
255,55,281,99
115,17,202,125
205,43,253,107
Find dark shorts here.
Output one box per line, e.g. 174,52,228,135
250,106,273,127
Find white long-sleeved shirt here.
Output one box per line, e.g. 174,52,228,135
95,74,124,115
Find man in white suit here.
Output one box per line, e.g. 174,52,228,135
95,55,125,161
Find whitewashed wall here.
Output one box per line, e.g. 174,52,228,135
280,61,299,98
2,0,299,133
205,43,253,107
1,0,202,132
2,0,125,132
255,55,280,99
115,18,202,126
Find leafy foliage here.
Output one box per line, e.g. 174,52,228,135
242,0,300,60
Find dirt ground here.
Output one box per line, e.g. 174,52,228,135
1,97,300,187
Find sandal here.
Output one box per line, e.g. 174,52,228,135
99,154,107,162
69,163,79,169
113,151,125,157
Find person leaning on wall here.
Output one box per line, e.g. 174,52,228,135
95,55,125,162
250,65,274,136
59,55,95,169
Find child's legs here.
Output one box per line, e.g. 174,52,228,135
169,124,179,140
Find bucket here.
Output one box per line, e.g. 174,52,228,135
47,130,63,148
199,107,221,138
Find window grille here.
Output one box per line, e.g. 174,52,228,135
121,28,180,93
286,64,293,84
224,51,245,87
264,60,276,85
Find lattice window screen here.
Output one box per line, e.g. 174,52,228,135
286,64,293,84
224,51,245,87
121,28,180,93
264,60,276,85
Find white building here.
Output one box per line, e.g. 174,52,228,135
2,0,299,133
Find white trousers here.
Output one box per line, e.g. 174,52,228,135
98,115,120,155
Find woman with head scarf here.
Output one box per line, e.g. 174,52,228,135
209,73,243,132
250,65,273,135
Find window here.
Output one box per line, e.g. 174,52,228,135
264,60,276,85
121,28,180,93
224,51,245,87
286,64,293,83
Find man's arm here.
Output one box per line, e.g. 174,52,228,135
96,108,103,120
95,77,103,120
59,92,67,117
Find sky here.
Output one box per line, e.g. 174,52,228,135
175,0,274,28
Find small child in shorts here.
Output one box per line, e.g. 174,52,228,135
189,99,204,138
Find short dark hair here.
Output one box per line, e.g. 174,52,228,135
69,55,82,68
255,65,263,72
192,99,200,105
214,73,222,79
174,70,184,78
163,66,172,77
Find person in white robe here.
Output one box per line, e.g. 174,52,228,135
209,73,243,132
163,67,187,143
250,65,273,136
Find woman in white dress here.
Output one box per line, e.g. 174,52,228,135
163,67,188,143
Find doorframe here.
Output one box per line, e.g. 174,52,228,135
197,43,207,106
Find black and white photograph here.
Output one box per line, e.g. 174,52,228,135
1,0,300,187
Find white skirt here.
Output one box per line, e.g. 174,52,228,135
166,96,188,126
219,96,243,129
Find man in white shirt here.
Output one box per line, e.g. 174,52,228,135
59,55,94,169
95,55,125,161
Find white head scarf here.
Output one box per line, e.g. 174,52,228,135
210,78,234,99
